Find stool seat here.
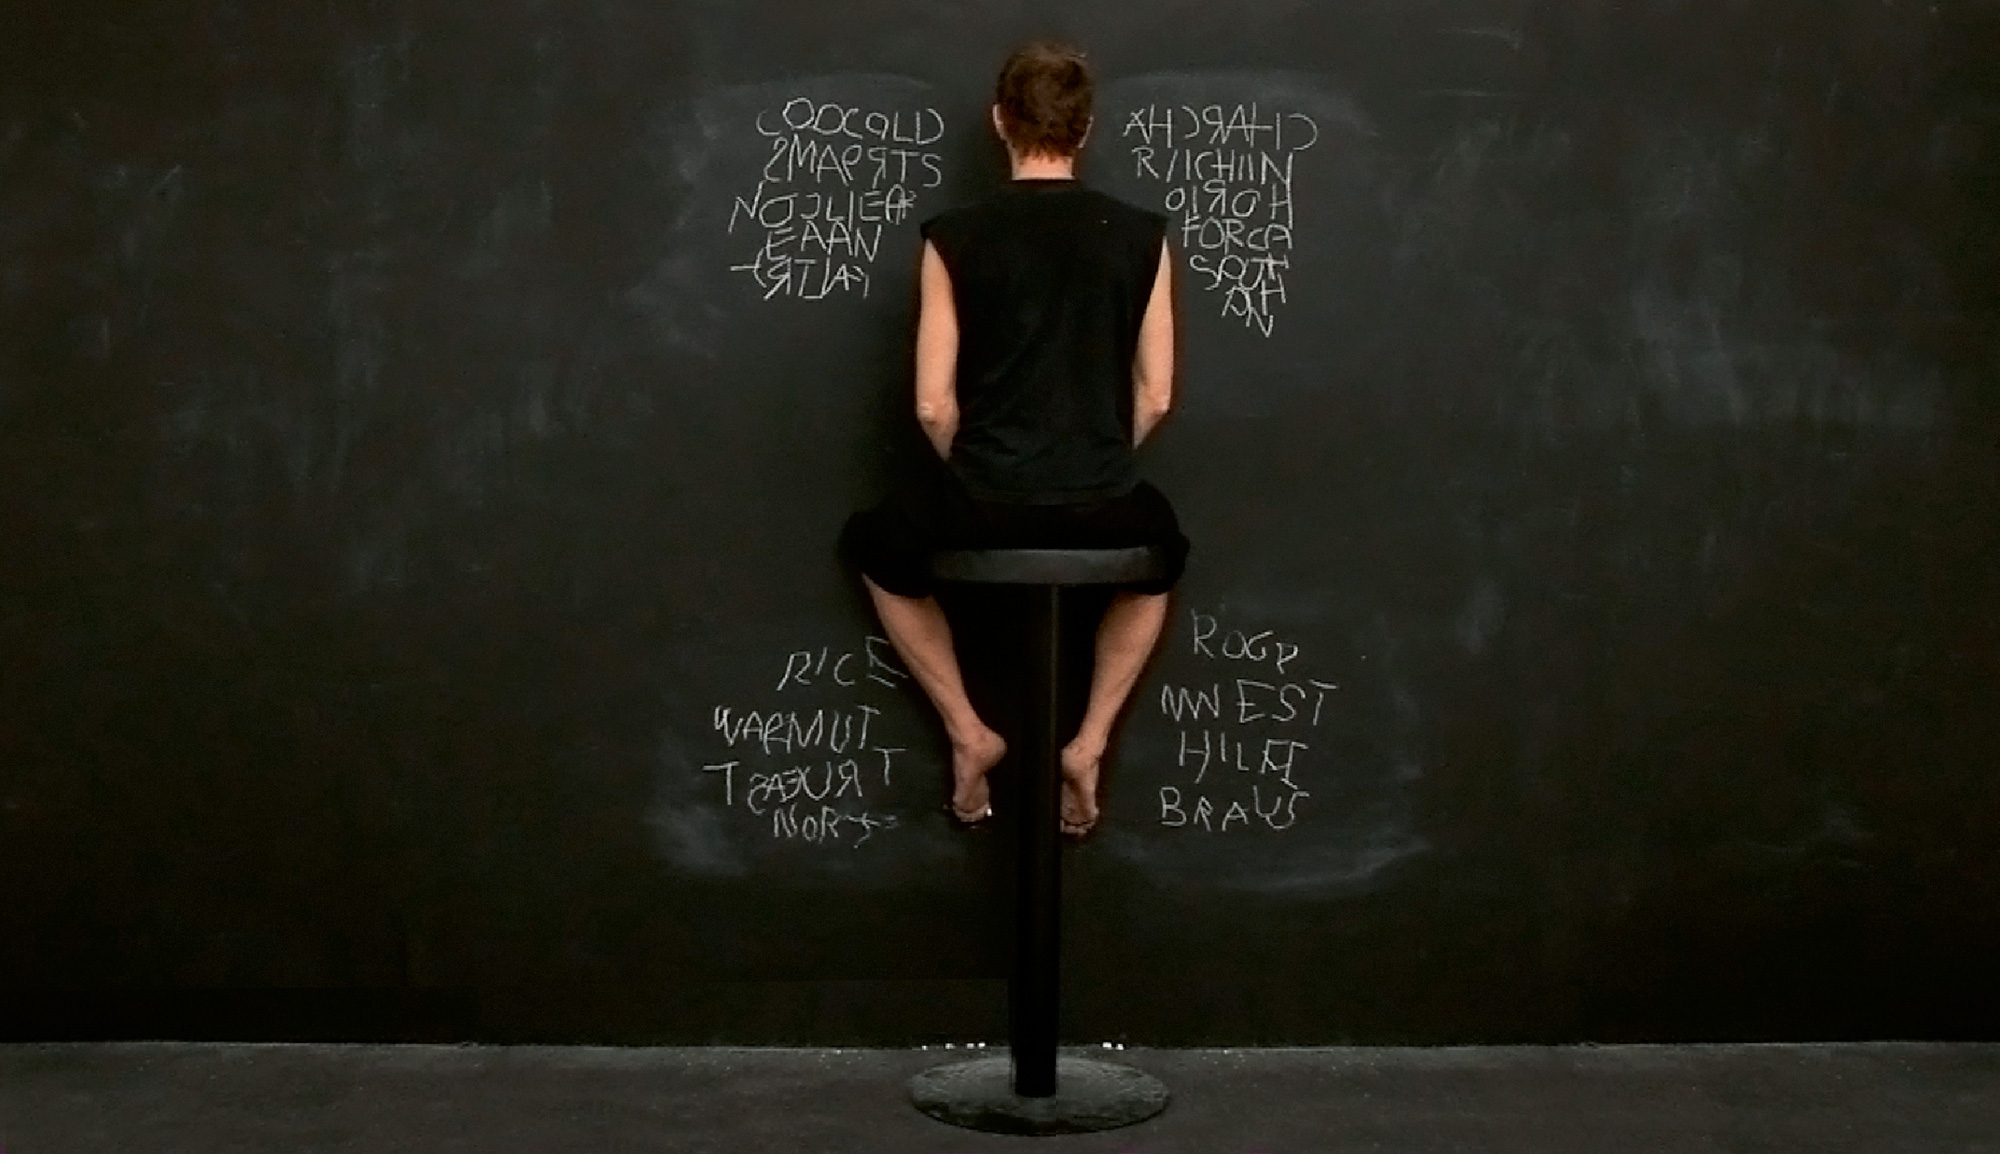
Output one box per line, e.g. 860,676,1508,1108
930,546,1166,587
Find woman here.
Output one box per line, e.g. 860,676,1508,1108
841,41,1188,836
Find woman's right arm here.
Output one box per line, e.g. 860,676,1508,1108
1132,241,1175,446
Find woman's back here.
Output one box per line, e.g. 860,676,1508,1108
922,180,1167,504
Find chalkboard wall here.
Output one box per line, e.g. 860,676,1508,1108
4,0,1997,1044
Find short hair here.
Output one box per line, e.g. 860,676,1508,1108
994,41,1094,157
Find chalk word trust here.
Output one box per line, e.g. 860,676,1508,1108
699,637,912,847
728,97,945,301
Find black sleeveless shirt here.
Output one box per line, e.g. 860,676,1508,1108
920,180,1168,504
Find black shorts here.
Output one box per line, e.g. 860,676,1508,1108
841,473,1190,599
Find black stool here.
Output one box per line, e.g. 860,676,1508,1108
906,546,1172,1136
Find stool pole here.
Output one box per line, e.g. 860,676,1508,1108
1011,582,1063,1097
907,552,1172,1135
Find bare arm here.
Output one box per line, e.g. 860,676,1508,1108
1132,241,1175,446
914,240,959,458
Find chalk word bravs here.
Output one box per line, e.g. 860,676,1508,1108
1154,610,1336,833
700,637,912,846
1120,102,1318,337
728,96,945,302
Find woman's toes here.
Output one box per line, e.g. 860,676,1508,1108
1058,744,1101,831
950,729,1005,819
1059,776,1097,833
951,769,990,819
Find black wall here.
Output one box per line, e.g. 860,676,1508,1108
3,0,1997,1044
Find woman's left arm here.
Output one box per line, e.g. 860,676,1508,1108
913,240,959,458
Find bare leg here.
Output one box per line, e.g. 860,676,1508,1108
1061,590,1170,834
863,576,1006,819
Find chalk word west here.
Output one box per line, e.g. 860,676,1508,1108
1154,610,1337,832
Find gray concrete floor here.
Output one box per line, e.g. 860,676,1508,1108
3,1042,1996,1152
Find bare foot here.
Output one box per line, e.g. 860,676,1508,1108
1059,739,1104,835
950,728,1006,822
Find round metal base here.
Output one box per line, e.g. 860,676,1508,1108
908,1055,1170,1135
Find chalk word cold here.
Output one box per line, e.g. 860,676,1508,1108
729,96,945,302
1121,102,1318,336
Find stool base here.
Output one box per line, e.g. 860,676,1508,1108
908,1055,1170,1135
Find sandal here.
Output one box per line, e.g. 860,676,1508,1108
947,800,995,828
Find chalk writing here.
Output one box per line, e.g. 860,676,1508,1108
1119,102,1317,336
774,636,908,691
700,636,912,846
1155,610,1335,832
728,96,945,301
